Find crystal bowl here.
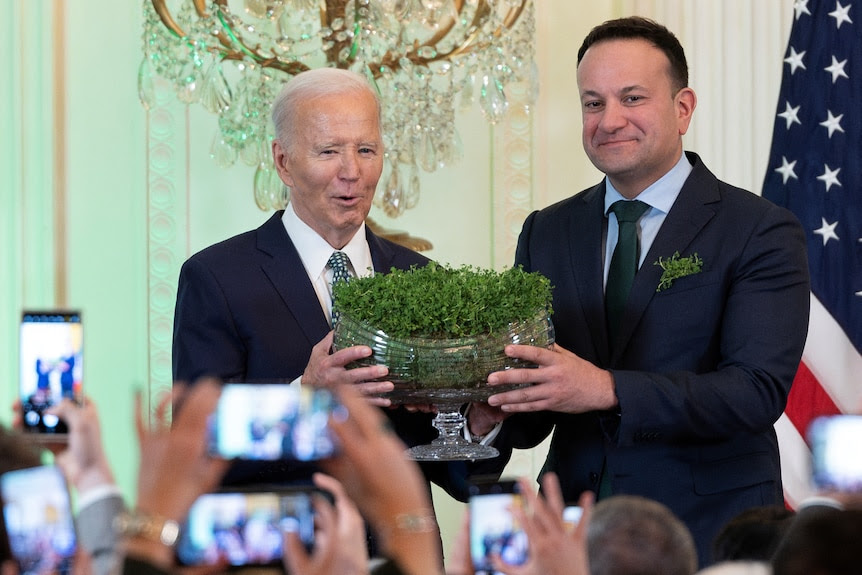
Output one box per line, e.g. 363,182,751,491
332,309,555,404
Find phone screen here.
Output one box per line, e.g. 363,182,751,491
563,505,583,530
208,383,343,461
0,466,77,575
808,415,862,492
19,311,83,435
175,489,317,566
469,480,528,575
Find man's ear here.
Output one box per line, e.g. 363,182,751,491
272,140,295,188
675,87,697,136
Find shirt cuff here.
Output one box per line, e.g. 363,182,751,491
797,496,845,511
77,483,124,512
462,404,503,445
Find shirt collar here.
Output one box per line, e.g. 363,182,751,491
604,153,693,216
281,203,372,280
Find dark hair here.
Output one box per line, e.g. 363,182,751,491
712,505,796,562
577,16,689,93
772,508,862,575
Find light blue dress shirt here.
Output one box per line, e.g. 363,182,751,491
603,153,694,289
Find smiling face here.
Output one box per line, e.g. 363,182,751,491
272,89,383,248
577,38,696,198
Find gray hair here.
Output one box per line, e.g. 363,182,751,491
271,68,382,151
587,495,698,575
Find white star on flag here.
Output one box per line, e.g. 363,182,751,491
819,110,845,137
775,156,799,184
829,1,854,28
778,101,802,128
825,55,849,83
816,164,842,191
814,217,840,245
785,47,807,74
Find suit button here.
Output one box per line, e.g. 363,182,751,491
589,472,599,484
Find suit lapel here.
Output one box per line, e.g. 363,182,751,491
613,154,720,360
256,211,331,347
570,183,613,365
366,228,397,273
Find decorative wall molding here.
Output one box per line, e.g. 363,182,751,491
492,80,535,268
146,79,188,408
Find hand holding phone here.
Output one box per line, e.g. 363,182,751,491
175,488,319,567
563,505,584,530
0,466,77,575
469,480,528,575
208,383,343,461
18,311,83,436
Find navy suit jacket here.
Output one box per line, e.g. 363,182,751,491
172,211,469,498
488,153,810,565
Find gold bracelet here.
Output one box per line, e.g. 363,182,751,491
114,509,181,547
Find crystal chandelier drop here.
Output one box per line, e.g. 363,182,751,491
139,0,536,215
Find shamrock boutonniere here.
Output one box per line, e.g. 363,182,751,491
654,251,703,292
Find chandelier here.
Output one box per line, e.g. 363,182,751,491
139,0,536,215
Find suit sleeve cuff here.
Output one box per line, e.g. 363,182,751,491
76,483,123,512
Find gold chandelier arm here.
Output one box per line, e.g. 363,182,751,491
374,0,529,73
438,0,528,60
150,0,187,38
415,0,464,54
166,0,306,75
151,0,527,78
501,0,527,29
322,0,352,68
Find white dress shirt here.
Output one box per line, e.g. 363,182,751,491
281,203,374,324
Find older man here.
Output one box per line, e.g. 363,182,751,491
172,68,465,497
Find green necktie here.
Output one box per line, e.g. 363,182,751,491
328,251,351,327
599,200,648,500
606,200,650,346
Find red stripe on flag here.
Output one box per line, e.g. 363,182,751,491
784,361,842,444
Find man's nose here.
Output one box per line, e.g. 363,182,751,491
339,151,361,179
597,101,627,131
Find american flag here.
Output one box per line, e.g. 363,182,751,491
761,0,862,507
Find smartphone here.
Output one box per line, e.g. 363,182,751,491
563,504,583,531
469,479,528,575
808,414,862,492
208,383,344,461
0,465,77,575
175,488,319,566
19,310,84,436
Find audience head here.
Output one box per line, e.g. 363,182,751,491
772,507,862,575
587,494,697,575
712,504,794,563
